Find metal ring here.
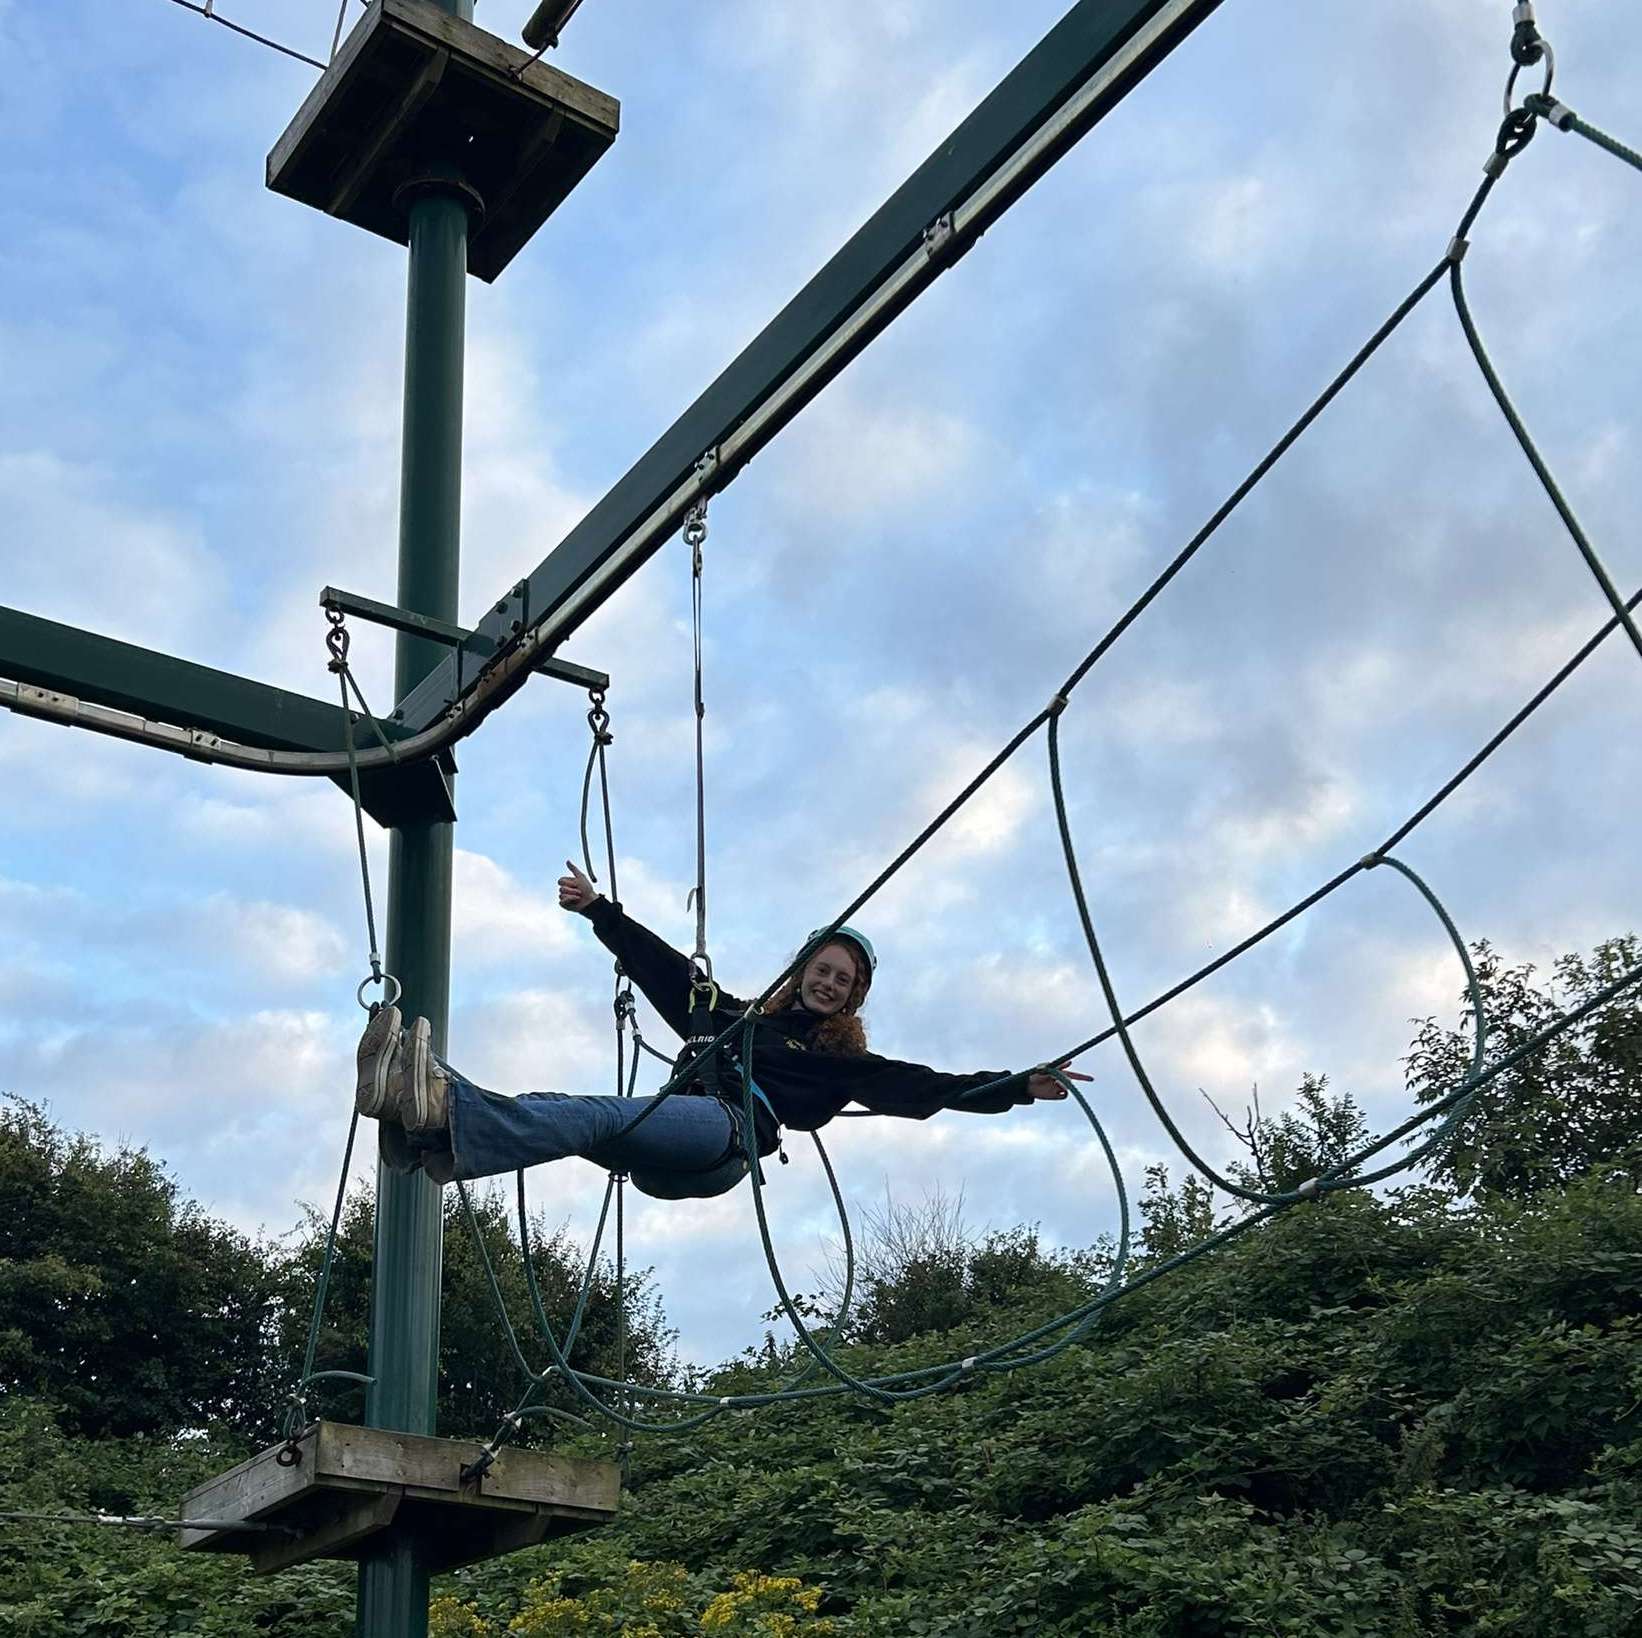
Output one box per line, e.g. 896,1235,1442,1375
1504,39,1554,118
357,971,403,1012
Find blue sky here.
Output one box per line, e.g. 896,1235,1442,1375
2,0,1640,1373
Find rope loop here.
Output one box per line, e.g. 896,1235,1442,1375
1495,104,1540,160
683,499,709,561
324,610,350,673
586,688,613,746
1509,3,1545,69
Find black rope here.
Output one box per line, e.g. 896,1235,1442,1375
1450,261,1642,667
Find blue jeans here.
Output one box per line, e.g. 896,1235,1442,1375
396,1071,751,1201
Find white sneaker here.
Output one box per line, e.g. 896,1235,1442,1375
390,1014,449,1134
355,1004,402,1117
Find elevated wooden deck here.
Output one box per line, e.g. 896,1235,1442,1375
179,1421,620,1574
267,0,619,281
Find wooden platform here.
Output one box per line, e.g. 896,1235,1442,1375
178,1421,621,1574
267,0,619,282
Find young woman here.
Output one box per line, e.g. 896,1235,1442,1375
356,860,1083,1199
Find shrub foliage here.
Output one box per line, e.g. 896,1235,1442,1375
2,936,1641,1634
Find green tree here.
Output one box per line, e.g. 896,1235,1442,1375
1135,1163,1220,1263
0,1096,285,1441
275,1179,677,1437
824,1188,1097,1347
1211,1074,1372,1195
1407,935,1642,1199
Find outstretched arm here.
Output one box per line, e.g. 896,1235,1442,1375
558,860,746,1040
843,1053,1084,1120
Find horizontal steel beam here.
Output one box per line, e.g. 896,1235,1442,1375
396,0,1225,731
0,604,357,756
0,604,454,826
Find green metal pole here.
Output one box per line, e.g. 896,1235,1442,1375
357,4,473,1625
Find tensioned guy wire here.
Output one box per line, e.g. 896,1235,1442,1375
165,0,327,71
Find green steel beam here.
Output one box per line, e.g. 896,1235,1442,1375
0,604,354,755
0,603,455,827
396,0,1227,732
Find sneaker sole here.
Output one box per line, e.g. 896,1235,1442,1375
402,1015,442,1132
355,1004,402,1117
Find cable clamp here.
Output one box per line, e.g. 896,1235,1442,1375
1359,851,1384,871
1529,94,1575,131
1046,692,1070,718
1509,4,1543,67
923,211,956,260
1297,1178,1323,1201
961,1357,977,1372
718,1396,732,1408
1482,150,1508,179
460,1448,498,1486
1446,236,1469,265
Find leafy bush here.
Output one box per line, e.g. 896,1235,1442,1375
428,1557,835,1636
1408,936,1642,1199
0,1096,285,1441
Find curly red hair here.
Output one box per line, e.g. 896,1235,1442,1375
761,937,871,1056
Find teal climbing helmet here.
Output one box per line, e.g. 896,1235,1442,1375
803,923,877,987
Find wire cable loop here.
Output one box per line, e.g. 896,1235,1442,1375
1504,10,1553,118
1509,3,1546,68
686,501,712,971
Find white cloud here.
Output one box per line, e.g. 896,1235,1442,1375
191,893,351,986
775,389,988,524
452,848,575,970
0,451,225,650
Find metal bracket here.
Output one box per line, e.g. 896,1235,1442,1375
319,587,609,705
923,211,957,261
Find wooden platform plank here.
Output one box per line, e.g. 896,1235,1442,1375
320,1422,618,1511
266,0,618,281
178,1440,312,1547
383,0,618,130
250,1490,403,1576
180,1423,620,1572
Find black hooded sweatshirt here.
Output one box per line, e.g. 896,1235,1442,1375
582,898,1035,1156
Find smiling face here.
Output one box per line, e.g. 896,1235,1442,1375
799,942,860,1017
